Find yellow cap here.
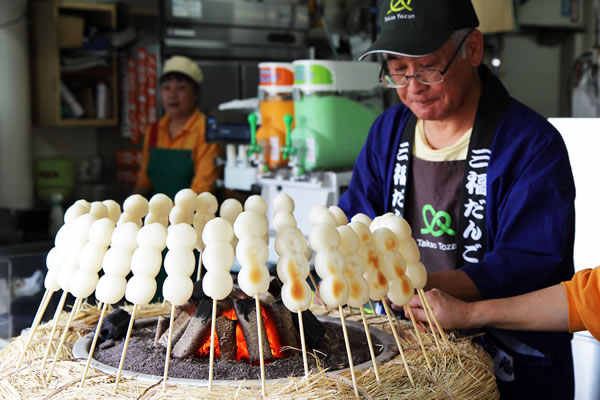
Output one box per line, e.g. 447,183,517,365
161,55,203,84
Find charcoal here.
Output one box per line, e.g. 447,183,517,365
292,309,325,349
267,276,282,298
98,309,130,342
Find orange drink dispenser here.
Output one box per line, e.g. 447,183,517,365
256,63,295,170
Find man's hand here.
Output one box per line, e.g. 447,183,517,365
404,288,473,330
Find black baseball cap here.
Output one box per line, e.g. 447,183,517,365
359,0,479,60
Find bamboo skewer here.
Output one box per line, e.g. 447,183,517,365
418,288,452,347
45,297,83,384
416,290,442,351
80,302,107,387
255,296,267,398
405,304,432,370
162,303,176,393
297,311,310,379
39,291,68,370
382,298,415,387
359,307,380,382
195,251,203,282
338,305,360,399
16,289,53,368
369,300,377,315
207,299,218,392
114,304,138,393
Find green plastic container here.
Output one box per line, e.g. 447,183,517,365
34,157,75,201
291,94,380,171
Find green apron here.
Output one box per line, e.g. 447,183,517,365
146,147,194,199
146,147,195,302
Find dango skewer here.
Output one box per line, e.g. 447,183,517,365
201,217,235,392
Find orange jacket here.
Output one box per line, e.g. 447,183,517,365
561,267,600,341
137,109,220,194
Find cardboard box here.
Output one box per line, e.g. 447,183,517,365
57,15,84,48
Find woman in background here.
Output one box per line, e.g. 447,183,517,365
134,55,220,199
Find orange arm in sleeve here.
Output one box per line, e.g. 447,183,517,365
136,124,153,189
561,267,600,341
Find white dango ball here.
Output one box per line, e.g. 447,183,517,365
344,253,366,275
314,248,345,279
273,212,296,232
69,269,99,298
123,194,149,219
89,218,115,247
233,211,267,239
145,213,169,227
244,194,267,215
78,242,108,272
351,213,372,226
319,275,349,307
273,193,294,214
130,247,163,277
54,224,71,247
103,199,122,223
166,223,197,249
96,274,127,304
236,237,268,266
163,275,193,305
364,268,389,301
73,213,97,238
125,275,157,305
169,205,192,225
89,201,108,219
102,247,134,276
137,223,167,249
328,205,348,226
398,238,420,265
406,262,427,289
64,203,88,224
276,253,310,283
347,277,370,308
118,212,141,227
112,222,140,250
349,221,373,245
148,193,173,216
202,217,234,245
382,251,407,280
174,188,199,212
275,227,307,256
238,265,270,297
337,225,360,254
202,242,234,270
74,199,91,212
58,262,78,291
197,192,218,215
308,223,340,253
46,247,60,270
164,248,195,277
65,239,87,264
281,280,312,312
380,214,412,242
203,269,233,300
219,198,243,223
44,267,61,292
372,227,399,254
370,215,386,232
309,205,336,226
388,277,415,306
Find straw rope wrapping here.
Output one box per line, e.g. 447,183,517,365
0,303,499,399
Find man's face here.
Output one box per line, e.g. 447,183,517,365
387,37,476,122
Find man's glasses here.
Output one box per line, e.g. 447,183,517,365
380,30,472,89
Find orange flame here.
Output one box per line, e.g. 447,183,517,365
196,306,288,362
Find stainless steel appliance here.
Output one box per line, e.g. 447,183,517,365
161,0,309,123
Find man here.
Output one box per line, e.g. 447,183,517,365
338,1,575,398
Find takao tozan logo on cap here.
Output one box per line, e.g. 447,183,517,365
388,0,413,14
